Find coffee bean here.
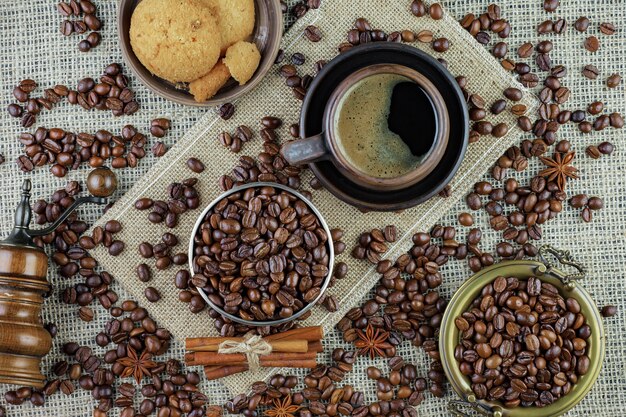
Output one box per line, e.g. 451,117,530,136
582,64,599,79
432,38,450,52
218,103,235,120
588,196,603,210
429,3,443,19
108,240,125,256
416,30,433,43
458,213,474,226
492,123,509,138
401,30,415,42
145,287,161,302
606,73,622,88
78,39,91,52
503,88,522,101
517,42,533,58
575,16,590,32
410,0,427,17
136,263,152,282
304,25,322,42
78,306,94,322
584,36,599,52
186,157,205,173
601,305,617,317
599,22,616,35
543,0,559,12
586,145,601,159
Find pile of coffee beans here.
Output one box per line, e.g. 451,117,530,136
134,178,201,228
150,118,171,138
9,79,58,128
81,219,125,256
71,63,139,115
452,1,622,258
6,301,212,416
338,225,455,399
57,0,102,52
16,124,148,176
218,125,254,154
455,275,591,408
27,183,121,316
458,3,512,47
366,358,427,411
226,348,366,417
191,185,332,322
8,64,138,129
282,0,321,21
219,123,306,195
138,231,188,274
351,226,398,264
568,194,604,223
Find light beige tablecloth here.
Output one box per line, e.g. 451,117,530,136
0,1,624,416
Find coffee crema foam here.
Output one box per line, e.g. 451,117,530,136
334,73,430,179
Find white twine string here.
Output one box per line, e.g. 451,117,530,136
218,333,273,372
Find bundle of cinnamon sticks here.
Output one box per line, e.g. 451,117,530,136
185,326,324,380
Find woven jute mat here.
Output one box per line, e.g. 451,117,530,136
86,0,535,395
0,0,624,416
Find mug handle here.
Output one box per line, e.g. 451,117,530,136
281,133,329,166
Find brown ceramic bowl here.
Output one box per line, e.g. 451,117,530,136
118,0,283,107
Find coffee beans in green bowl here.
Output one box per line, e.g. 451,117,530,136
189,182,334,326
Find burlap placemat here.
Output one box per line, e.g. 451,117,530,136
1,1,624,416
86,0,535,395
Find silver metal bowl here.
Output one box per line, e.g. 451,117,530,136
188,182,335,326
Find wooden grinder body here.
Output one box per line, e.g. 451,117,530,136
0,243,51,388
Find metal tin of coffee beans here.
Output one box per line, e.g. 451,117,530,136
188,182,334,326
439,246,604,417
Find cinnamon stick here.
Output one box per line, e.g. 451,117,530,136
185,326,323,351
187,339,308,353
185,351,317,366
203,358,318,380
199,340,324,377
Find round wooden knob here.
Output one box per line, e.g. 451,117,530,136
87,167,118,197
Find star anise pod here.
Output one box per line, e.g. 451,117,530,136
116,346,157,384
354,324,392,359
264,395,300,417
538,151,578,191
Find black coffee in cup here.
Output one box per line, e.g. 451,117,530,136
333,73,438,178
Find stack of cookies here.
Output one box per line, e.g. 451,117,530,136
130,0,261,102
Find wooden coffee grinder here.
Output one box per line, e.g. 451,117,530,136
0,179,106,387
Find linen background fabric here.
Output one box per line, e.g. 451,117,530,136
0,0,623,416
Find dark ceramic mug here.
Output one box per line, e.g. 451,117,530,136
282,63,450,191
285,43,469,211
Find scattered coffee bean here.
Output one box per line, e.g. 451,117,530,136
606,73,622,88
186,157,205,173
599,22,616,36
218,103,235,120
584,36,600,52
574,16,590,32
144,287,161,302
432,37,450,53
304,25,322,42
601,305,617,317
